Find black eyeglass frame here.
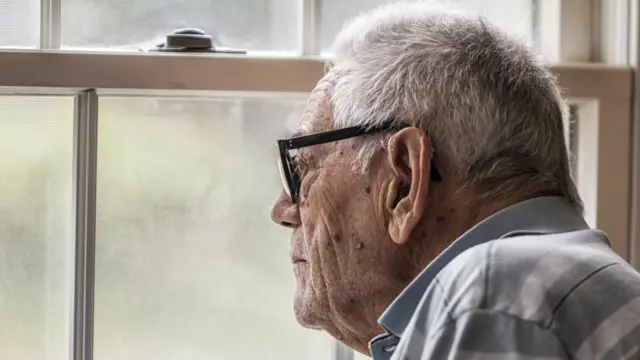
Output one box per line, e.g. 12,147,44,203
276,120,440,202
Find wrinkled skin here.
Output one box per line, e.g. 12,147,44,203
270,70,471,355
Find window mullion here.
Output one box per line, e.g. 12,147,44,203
536,0,592,63
72,89,99,360
596,0,632,65
333,340,355,360
40,0,62,49
301,0,321,55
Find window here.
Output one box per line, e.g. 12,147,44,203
319,0,536,52
0,1,635,359
93,96,330,360
61,0,299,51
0,0,39,47
0,96,75,360
568,105,579,178
558,65,634,259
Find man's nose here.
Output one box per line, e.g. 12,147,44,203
270,189,301,228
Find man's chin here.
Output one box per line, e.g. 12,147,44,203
293,293,325,330
296,317,323,331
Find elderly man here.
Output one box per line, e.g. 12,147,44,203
270,2,640,359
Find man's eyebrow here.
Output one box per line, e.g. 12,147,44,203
287,131,306,139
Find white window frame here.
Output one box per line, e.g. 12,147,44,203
535,0,593,62
628,0,640,267
0,1,636,360
40,0,61,49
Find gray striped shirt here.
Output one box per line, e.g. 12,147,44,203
369,196,640,360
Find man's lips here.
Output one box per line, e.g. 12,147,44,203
291,256,307,264
290,249,306,264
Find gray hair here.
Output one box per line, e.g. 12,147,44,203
328,1,583,212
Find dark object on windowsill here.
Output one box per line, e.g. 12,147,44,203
144,28,247,54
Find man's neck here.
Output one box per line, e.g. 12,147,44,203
339,196,525,356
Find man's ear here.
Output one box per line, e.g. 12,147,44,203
385,127,431,245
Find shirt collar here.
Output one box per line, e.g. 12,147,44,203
377,196,591,337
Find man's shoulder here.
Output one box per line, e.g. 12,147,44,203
399,230,640,359
433,229,640,324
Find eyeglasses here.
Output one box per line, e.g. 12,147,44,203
276,120,441,202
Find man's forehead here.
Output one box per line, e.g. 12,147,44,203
295,71,341,136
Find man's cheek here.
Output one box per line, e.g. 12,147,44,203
299,175,317,204
309,246,340,296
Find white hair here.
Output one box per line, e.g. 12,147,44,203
327,0,582,211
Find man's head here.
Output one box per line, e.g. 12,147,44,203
270,1,581,354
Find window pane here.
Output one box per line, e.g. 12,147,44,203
568,102,597,229
95,95,332,360
320,0,535,52
61,0,298,51
0,96,74,360
568,104,578,178
0,0,39,47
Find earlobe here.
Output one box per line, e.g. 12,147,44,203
385,128,431,245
